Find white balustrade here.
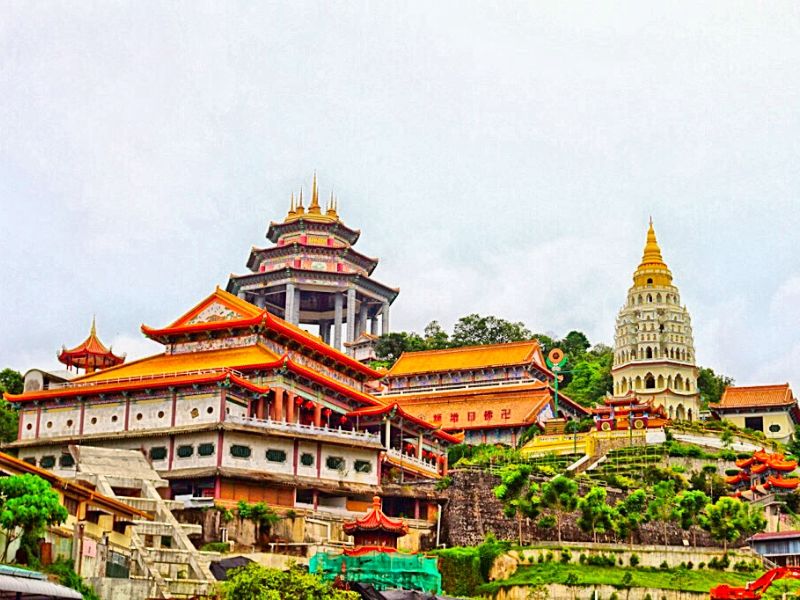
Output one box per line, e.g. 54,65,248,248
227,414,381,444
385,447,440,476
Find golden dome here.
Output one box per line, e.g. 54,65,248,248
633,218,673,287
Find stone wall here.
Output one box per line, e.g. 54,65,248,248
441,470,736,548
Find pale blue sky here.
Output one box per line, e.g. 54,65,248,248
1,2,799,387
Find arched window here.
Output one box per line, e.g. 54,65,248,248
675,374,683,390
647,278,653,285
657,375,664,388
638,295,643,305
687,409,693,423
676,405,686,421
667,375,673,389
635,376,643,390
621,379,628,394
656,293,662,303
646,347,653,359
647,294,653,303
645,373,655,389
669,406,674,419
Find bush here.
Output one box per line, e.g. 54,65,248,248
660,561,669,570
698,562,705,569
436,547,483,596
545,550,554,563
565,572,579,586
708,554,731,570
435,476,453,491
477,533,509,581
579,554,587,565
537,515,557,529
734,560,757,573
629,554,640,567
44,559,100,600
585,554,616,567
200,542,229,553
560,549,572,564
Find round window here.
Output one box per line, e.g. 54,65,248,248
66,419,73,427
136,413,143,421
207,407,214,414
90,417,97,425
46,421,52,429
111,415,118,423
26,423,32,430
769,424,781,433
158,411,165,419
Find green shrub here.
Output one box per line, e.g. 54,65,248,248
708,554,731,570
200,542,229,553
629,554,639,567
435,475,453,491
545,550,554,563
565,572,579,586
435,547,483,596
477,533,509,581
660,561,669,570
44,559,100,600
537,515,557,529
579,553,587,565
560,549,572,564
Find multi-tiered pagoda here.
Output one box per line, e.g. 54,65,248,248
226,175,399,355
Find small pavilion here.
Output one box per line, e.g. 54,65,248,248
57,318,125,374
342,496,409,554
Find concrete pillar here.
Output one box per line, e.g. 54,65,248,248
381,301,391,335
320,321,332,345
255,295,266,309
334,293,343,350
417,433,423,459
346,288,356,347
313,403,322,428
285,283,296,323
370,315,379,336
293,287,302,324
384,419,391,450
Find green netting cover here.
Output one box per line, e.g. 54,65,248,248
309,551,441,593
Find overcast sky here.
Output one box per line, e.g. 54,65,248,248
1,2,799,388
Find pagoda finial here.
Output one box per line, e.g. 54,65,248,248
296,188,305,215
309,172,321,214
90,315,97,337
632,218,672,287
326,191,338,218
287,192,297,219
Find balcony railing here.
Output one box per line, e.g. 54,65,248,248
48,367,247,391
227,414,382,444
377,377,534,396
385,447,440,476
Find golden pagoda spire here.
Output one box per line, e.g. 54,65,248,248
286,192,297,220
309,172,321,215
296,188,306,215
90,315,97,337
633,218,672,287
326,191,338,218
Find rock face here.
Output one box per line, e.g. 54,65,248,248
440,469,730,548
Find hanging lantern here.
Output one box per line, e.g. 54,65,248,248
294,396,303,406
323,408,332,417
304,400,315,409
405,443,415,454
339,415,348,425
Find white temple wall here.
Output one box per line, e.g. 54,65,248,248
39,405,82,438
174,393,220,427
170,432,219,470
128,397,173,431
82,401,127,436
18,408,37,440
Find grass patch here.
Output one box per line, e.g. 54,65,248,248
477,562,755,595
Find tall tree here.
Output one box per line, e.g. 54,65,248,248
0,473,68,562
451,314,532,347
0,369,22,445
539,475,578,543
493,464,540,545
675,490,710,547
615,488,648,546
697,367,734,409
560,331,591,359
701,496,765,551
375,331,427,364
423,321,450,350
577,486,614,543
647,480,678,546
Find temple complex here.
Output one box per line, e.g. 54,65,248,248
5,288,454,518
378,341,588,445
226,175,398,355
610,220,701,421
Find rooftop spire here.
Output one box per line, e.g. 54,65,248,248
296,188,306,215
633,218,672,287
308,172,321,215
287,192,297,219
326,191,338,219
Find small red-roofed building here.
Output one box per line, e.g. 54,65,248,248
342,495,409,553
710,384,800,443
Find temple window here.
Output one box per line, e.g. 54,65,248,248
769,424,781,433
645,374,655,389
177,445,194,458
354,460,372,473
67,419,73,427
326,456,345,471
22,457,36,466
266,449,287,463
111,415,118,423
40,455,56,469
90,417,97,425
149,446,168,461
59,454,75,468
25,423,32,431
300,452,314,467
46,421,53,429
136,413,143,421
230,445,252,459
198,443,215,457
158,411,165,419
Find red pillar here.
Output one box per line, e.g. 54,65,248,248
274,388,284,422
35,406,41,438
292,440,299,476
124,397,131,431
313,403,322,427
219,388,227,423
256,393,266,420
171,390,178,427
286,392,295,424
78,401,86,435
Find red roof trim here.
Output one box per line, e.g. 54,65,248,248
347,403,461,444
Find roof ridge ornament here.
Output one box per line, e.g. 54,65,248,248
309,172,321,214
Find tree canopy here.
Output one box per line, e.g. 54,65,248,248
222,563,357,600
0,369,22,443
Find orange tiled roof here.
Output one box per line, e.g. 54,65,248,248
712,384,796,410
387,340,545,377
73,344,281,383
391,383,553,430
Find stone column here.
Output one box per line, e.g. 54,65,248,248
320,321,332,345
334,293,343,350
293,287,302,324
255,295,266,309
346,288,357,348
381,301,391,335
285,283,296,323
370,315,379,336
384,419,391,450
417,433,423,459
357,303,368,338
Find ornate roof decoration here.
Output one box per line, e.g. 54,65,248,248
58,318,125,373
633,218,673,287
342,496,409,537
284,173,339,224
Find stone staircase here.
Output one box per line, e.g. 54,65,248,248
70,446,217,599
